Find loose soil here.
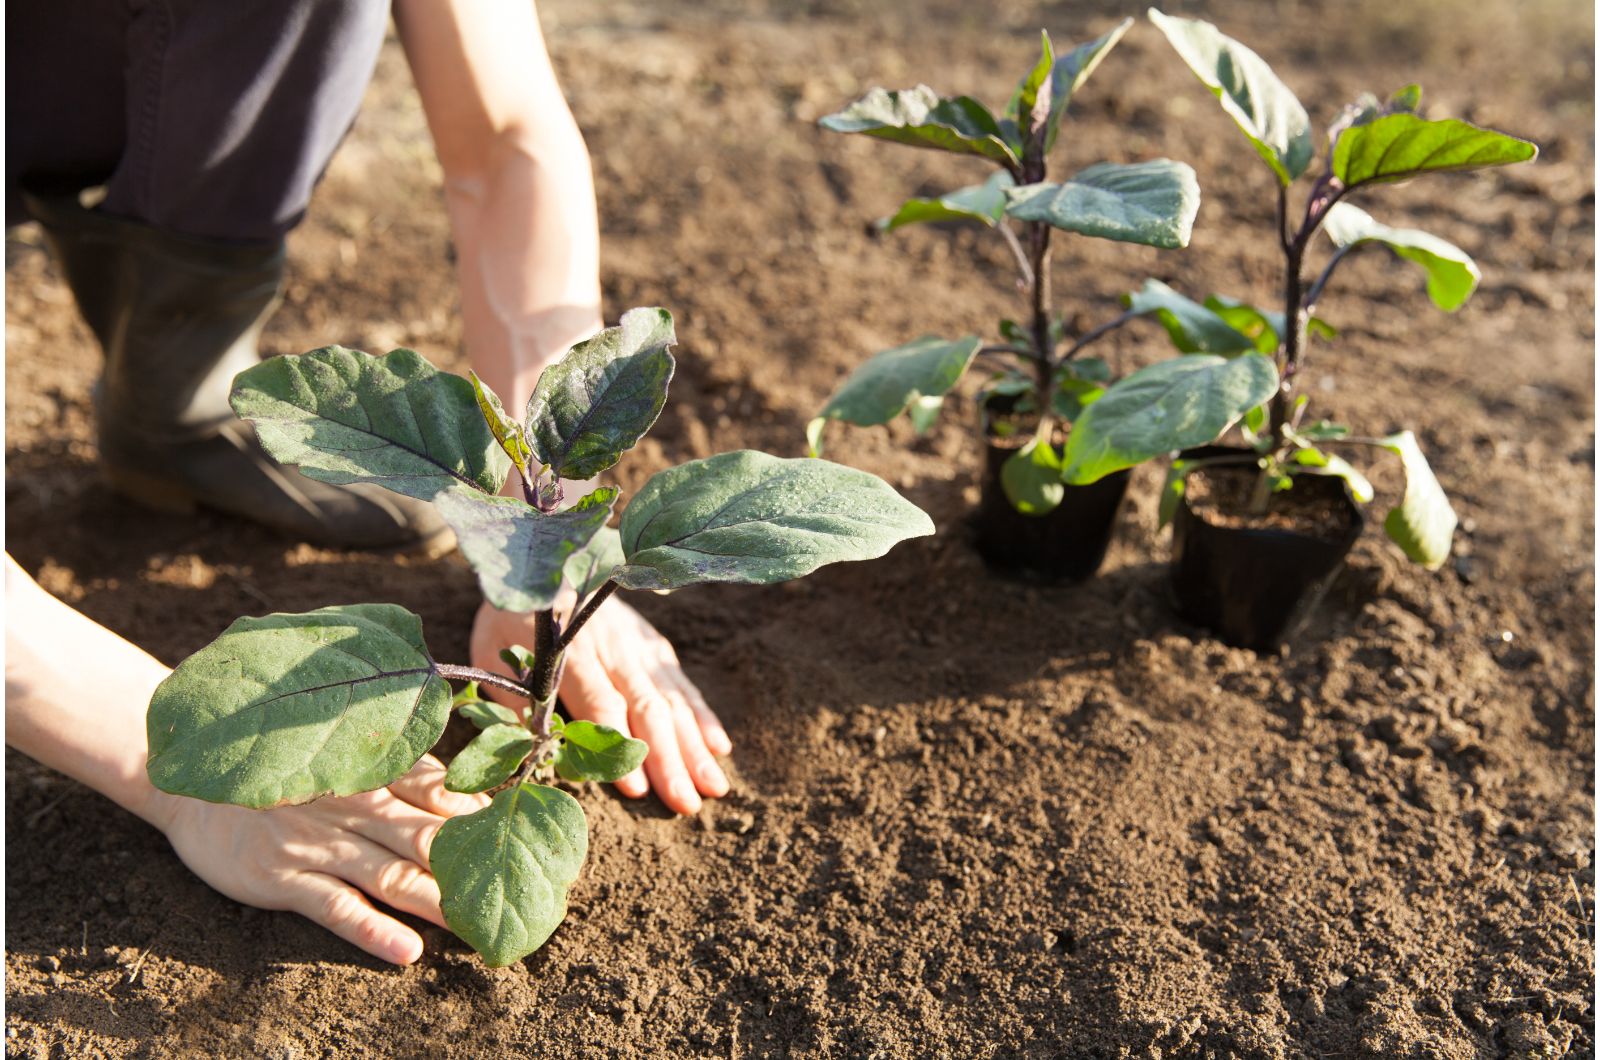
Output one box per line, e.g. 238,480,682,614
6,1,1595,1057
1186,464,1359,541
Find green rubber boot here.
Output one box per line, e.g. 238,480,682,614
22,186,452,553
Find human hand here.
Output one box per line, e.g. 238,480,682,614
471,596,731,814
156,755,487,966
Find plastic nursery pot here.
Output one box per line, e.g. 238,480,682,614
1168,445,1364,651
973,398,1130,583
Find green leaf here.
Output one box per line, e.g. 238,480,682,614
906,394,946,434
1003,160,1200,248
1291,449,1375,503
1127,280,1257,354
819,85,1018,166
1157,459,1193,529
615,450,934,591
1373,431,1457,568
1332,113,1537,190
1004,30,1056,152
807,335,981,456
1062,353,1279,484
146,604,450,808
1000,436,1065,515
1010,20,1133,153
452,681,484,708
554,721,649,784
1321,202,1481,312
499,645,536,675
1052,377,1105,423
445,723,535,794
230,347,510,501
460,699,522,730
1297,420,1350,441
524,307,675,481
1060,357,1111,384
1147,10,1313,185
1202,295,1283,354
564,525,624,600
469,371,533,476
434,487,617,613
432,783,587,966
879,171,1015,231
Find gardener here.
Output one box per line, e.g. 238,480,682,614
5,0,730,965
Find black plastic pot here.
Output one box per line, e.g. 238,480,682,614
1168,445,1364,650
973,433,1130,583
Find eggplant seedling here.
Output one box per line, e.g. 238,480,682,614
143,308,933,966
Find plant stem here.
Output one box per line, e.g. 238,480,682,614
1303,245,1355,316
559,580,619,651
1056,310,1136,366
1027,220,1054,398
434,664,532,699
998,223,1034,289
527,610,561,703
1268,234,1307,446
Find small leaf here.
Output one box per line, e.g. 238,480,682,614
1332,112,1537,190
524,307,675,481
808,336,981,455
615,451,934,591
499,645,536,675
1003,160,1200,249
146,605,450,808
432,783,587,966
452,681,484,708
819,85,1018,166
564,525,624,600
1322,202,1481,312
1297,420,1350,440
1062,353,1279,484
230,347,510,501
1052,377,1105,423
907,395,945,435
1147,10,1313,185
1291,450,1375,503
1202,295,1284,354
1000,437,1066,516
1127,280,1257,354
434,488,617,613
1004,30,1056,152
997,320,1035,351
1060,357,1111,383
1374,431,1457,568
879,171,1015,231
460,699,523,730
554,721,649,783
1157,459,1193,529
1036,19,1135,152
468,371,533,476
445,723,536,794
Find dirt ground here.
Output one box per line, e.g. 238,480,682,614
6,1,1595,1056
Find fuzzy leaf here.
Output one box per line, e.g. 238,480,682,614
1332,113,1536,190
1035,19,1134,151
1322,202,1480,312
1126,280,1258,354
230,347,509,501
524,308,675,481
807,335,981,456
445,723,535,794
1000,437,1066,515
432,783,587,966
1147,10,1313,185
460,699,522,730
1375,431,1457,568
819,85,1018,166
1003,160,1200,248
879,171,1015,231
146,605,450,808
564,525,624,600
554,721,649,784
615,451,934,591
434,488,617,613
1062,353,1279,484
469,371,533,476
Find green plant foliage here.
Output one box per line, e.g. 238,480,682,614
614,450,935,591
1374,431,1457,568
469,370,534,476
819,85,1019,166
231,347,509,501
1289,447,1374,502
1005,20,1133,153
1332,113,1537,190
445,723,536,794
879,171,1015,231
807,336,981,456
564,526,625,600
431,783,588,967
1147,9,1313,185
1321,202,1480,312
434,488,617,613
460,699,522,730
1002,160,1200,248
1062,353,1279,484
1125,280,1257,354
1000,436,1066,515
146,605,451,808
554,721,649,784
524,307,676,481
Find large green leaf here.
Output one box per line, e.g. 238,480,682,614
1000,437,1066,515
231,347,509,501
1374,431,1457,569
1331,113,1536,190
614,450,934,591
879,171,1015,231
433,487,617,613
1062,353,1278,484
563,525,624,599
432,783,587,966
1321,202,1480,312
146,605,450,808
1147,10,1312,185
445,723,535,794
1126,280,1257,354
1003,160,1200,248
554,721,649,784
818,85,1019,167
806,335,981,456
524,308,675,481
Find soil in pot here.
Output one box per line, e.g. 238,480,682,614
1170,446,1363,650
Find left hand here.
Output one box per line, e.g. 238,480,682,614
470,596,731,814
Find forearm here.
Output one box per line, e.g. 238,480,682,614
5,555,177,831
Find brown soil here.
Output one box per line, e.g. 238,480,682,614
6,1,1595,1057
1187,464,1359,541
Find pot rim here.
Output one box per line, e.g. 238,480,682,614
1175,445,1366,551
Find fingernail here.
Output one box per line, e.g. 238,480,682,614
672,781,701,813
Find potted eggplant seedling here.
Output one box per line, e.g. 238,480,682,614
1138,10,1537,649
143,308,933,966
808,22,1278,581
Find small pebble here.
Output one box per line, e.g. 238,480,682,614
36,955,59,973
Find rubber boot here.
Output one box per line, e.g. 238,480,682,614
21,185,453,553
